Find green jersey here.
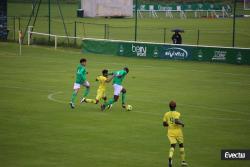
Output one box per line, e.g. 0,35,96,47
113,70,127,85
75,64,87,84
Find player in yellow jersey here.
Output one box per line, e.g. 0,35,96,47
163,101,188,167
81,69,114,105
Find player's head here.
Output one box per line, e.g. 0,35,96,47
80,58,87,66
102,69,108,77
124,67,129,73
169,100,176,111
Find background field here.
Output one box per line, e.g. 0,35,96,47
0,42,250,167
7,2,250,47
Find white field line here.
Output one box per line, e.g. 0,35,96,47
47,91,250,122
0,84,249,117
48,91,65,103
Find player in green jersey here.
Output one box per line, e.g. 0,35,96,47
70,58,90,109
101,67,129,111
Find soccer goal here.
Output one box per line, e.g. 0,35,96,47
244,0,250,10
27,26,83,49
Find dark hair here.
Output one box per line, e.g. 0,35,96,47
102,69,108,75
124,67,129,73
80,58,87,63
169,100,176,110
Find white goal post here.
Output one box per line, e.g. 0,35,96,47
27,26,83,49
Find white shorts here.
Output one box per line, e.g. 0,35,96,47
73,81,90,90
113,84,123,96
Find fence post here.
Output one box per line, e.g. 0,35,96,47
163,28,166,43
18,17,21,30
134,0,138,41
197,29,200,45
104,24,107,39
13,16,16,41
74,21,77,45
28,26,33,46
232,0,237,47
28,30,30,46
107,24,109,39
55,36,57,49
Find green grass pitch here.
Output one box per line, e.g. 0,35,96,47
0,42,250,167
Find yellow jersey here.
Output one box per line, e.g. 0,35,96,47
96,76,107,91
163,111,183,137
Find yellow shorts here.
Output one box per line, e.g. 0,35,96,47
168,135,184,144
95,89,106,100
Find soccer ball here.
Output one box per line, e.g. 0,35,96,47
126,105,133,111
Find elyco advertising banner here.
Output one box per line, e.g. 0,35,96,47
82,39,250,65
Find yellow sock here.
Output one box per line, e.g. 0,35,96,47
180,147,185,162
85,99,96,104
169,147,175,159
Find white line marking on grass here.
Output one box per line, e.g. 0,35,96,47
47,91,65,104
47,91,250,122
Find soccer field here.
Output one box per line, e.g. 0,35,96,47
0,42,250,167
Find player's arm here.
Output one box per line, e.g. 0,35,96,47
174,119,184,127
108,72,114,76
95,76,100,81
116,72,126,78
163,114,168,127
163,121,169,127
105,75,115,83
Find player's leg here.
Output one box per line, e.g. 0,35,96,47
70,83,80,109
121,88,127,108
84,98,97,104
179,143,188,166
83,81,90,97
102,95,119,110
178,136,188,166
101,84,122,111
83,89,102,104
80,81,90,102
168,136,177,167
102,96,107,103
